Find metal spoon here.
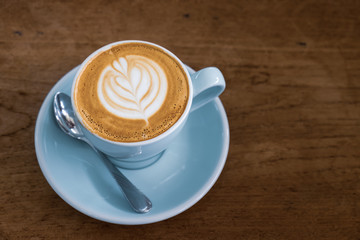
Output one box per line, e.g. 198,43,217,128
53,92,152,213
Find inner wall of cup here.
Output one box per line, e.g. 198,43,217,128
70,40,194,145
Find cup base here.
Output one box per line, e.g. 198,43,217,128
108,151,165,170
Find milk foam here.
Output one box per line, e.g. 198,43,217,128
74,42,190,142
97,55,168,123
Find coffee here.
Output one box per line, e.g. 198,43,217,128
73,42,189,142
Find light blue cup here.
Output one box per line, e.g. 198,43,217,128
71,40,225,169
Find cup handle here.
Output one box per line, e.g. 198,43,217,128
189,67,225,112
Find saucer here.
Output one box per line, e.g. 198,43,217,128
34,66,230,225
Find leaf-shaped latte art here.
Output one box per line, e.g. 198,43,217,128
97,55,168,123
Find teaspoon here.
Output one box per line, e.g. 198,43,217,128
53,92,152,213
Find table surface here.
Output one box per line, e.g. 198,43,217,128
1,0,360,239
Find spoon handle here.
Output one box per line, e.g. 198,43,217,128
87,141,152,213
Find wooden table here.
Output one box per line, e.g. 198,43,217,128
1,0,359,239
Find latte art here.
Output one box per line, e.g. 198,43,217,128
73,42,189,142
98,56,167,123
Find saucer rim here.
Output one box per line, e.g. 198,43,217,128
34,66,230,225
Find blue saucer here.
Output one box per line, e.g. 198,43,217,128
35,66,230,225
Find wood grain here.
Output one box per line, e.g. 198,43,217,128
1,0,360,239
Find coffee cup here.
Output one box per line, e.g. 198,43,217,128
71,40,225,169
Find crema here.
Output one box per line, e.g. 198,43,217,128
73,42,189,142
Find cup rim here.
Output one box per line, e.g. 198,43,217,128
71,40,194,146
